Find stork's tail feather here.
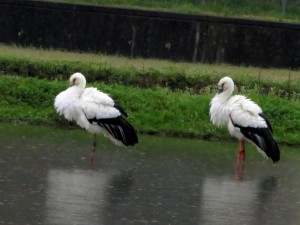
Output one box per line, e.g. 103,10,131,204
240,127,280,163
261,130,280,163
88,116,138,146
251,129,280,163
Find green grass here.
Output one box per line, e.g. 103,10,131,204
1,44,300,97
1,44,299,82
0,44,299,145
51,0,300,23
0,75,299,145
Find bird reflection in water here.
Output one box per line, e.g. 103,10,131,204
235,157,245,181
45,168,134,225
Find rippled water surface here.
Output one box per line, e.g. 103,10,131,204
0,124,300,225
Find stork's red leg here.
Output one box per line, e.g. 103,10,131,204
235,139,245,180
238,139,245,160
89,134,97,168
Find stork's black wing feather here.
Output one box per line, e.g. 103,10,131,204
259,112,273,133
114,103,128,117
230,114,280,163
88,116,138,146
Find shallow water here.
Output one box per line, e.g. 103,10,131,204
0,124,300,225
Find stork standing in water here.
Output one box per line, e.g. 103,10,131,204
209,77,280,165
54,72,138,167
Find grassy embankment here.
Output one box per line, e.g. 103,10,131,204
53,0,300,23
0,44,299,145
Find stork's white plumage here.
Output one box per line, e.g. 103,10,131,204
54,72,138,165
209,77,280,163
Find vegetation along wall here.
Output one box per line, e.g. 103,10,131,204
1,0,300,68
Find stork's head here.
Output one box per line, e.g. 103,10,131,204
69,72,86,89
217,76,234,96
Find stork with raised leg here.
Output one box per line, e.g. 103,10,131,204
54,72,138,167
209,77,280,166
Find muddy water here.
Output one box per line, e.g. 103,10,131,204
0,124,299,225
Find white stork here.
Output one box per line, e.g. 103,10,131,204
54,72,138,166
209,77,280,163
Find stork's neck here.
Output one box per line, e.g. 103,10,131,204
70,85,85,96
219,85,234,101
78,81,86,89
218,91,232,102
